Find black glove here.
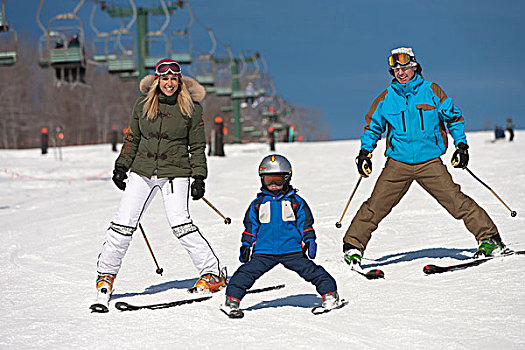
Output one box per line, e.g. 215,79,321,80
451,142,469,169
355,149,372,177
112,166,128,191
190,176,205,200
239,244,251,263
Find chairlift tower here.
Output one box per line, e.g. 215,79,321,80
104,4,180,81
213,53,264,143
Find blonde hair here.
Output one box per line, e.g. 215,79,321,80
143,76,195,119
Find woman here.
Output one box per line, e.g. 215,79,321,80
91,59,225,312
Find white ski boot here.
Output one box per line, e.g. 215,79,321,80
220,295,244,319
90,273,116,313
312,291,348,315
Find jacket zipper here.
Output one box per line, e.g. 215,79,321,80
402,111,406,132
419,109,425,130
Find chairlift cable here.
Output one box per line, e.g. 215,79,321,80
237,51,247,77
206,28,216,56
184,0,194,32
36,0,47,34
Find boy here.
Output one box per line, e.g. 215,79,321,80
220,154,343,318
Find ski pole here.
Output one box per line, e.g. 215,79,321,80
201,197,232,224
139,223,164,275
335,176,363,228
465,167,517,217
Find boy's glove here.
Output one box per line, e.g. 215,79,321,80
451,142,469,169
190,176,205,200
356,149,372,177
112,166,128,191
239,244,251,263
303,239,317,259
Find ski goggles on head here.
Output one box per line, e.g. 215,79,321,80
262,174,287,186
155,61,182,76
388,53,414,67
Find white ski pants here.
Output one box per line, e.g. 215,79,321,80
97,172,221,277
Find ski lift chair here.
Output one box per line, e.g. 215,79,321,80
107,32,136,74
0,27,16,66
169,29,192,65
143,33,172,70
47,15,87,84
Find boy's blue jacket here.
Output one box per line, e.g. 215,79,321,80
361,74,467,164
241,187,316,255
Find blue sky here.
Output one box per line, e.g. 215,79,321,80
4,0,524,140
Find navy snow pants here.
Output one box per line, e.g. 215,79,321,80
226,252,337,301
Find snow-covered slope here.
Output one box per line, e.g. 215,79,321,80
1,131,524,349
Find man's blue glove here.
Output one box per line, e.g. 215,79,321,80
303,240,317,259
239,244,251,263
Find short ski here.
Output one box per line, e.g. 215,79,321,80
220,308,245,319
116,284,285,312
312,299,349,315
423,250,525,275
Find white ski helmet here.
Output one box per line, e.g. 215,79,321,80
258,154,292,187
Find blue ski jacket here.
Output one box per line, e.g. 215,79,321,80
360,74,467,164
241,188,316,255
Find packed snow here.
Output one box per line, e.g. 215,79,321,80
1,131,524,349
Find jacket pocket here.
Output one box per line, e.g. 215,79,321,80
281,201,295,222
259,201,271,223
416,104,436,131
383,104,407,134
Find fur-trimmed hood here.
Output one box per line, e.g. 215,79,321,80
139,75,206,102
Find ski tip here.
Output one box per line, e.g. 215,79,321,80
220,308,245,319
365,269,385,279
423,265,438,275
114,302,137,311
89,303,109,313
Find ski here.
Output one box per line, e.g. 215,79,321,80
312,299,349,315
89,287,111,313
89,303,109,313
115,296,211,311
115,284,285,312
345,257,385,279
220,307,245,319
423,250,525,275
354,268,385,280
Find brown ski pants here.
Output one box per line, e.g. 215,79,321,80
343,158,498,251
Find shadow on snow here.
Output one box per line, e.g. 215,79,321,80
361,247,476,269
111,278,197,300
245,293,319,311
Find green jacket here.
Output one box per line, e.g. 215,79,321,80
115,75,208,179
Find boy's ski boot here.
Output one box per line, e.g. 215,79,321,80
474,234,508,258
188,268,227,294
220,295,244,319
90,273,116,313
312,291,348,315
343,243,362,270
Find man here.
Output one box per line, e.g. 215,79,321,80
343,47,506,268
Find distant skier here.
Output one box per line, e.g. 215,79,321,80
505,116,514,141
91,59,225,313
342,47,507,269
494,125,505,140
220,154,343,318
